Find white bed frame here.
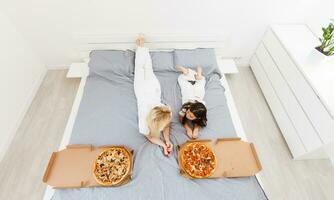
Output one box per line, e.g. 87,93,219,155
43,35,263,199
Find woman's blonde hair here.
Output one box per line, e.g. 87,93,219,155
146,105,172,137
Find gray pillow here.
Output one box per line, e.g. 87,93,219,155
88,50,135,77
174,48,221,76
88,48,221,78
150,51,175,72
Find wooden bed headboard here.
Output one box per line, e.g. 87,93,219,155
75,33,227,61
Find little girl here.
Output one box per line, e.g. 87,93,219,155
177,65,208,139
134,36,173,156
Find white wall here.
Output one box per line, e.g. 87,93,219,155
305,1,334,37
0,12,46,161
1,0,333,68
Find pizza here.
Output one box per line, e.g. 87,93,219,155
93,147,132,186
180,142,217,178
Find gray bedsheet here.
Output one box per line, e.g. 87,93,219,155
52,50,267,200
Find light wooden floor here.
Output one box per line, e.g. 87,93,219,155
0,70,79,200
1,68,334,200
227,68,334,200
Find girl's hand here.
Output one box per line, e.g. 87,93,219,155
186,128,193,139
192,126,200,139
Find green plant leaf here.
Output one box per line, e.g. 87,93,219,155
328,46,334,55
318,19,334,51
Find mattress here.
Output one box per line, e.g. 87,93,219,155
52,49,267,200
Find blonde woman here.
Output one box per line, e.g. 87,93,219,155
134,35,173,156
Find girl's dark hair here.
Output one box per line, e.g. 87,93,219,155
182,101,207,127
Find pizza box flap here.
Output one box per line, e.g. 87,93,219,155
43,145,133,188
215,139,262,177
178,138,262,178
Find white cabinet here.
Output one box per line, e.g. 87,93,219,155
250,25,334,160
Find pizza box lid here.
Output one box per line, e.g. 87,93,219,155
178,138,262,179
43,144,133,188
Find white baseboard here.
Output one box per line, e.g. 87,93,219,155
0,67,47,162
46,65,70,70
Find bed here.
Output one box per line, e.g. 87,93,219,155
44,46,267,200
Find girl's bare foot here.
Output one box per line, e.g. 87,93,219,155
195,65,203,80
136,34,145,47
176,65,189,74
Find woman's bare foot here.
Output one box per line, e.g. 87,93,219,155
136,34,145,47
176,65,189,74
195,65,203,80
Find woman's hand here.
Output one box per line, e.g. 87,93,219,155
162,144,169,156
162,125,173,156
146,135,170,156
165,141,173,155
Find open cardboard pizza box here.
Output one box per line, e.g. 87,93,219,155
178,138,262,178
43,144,133,188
